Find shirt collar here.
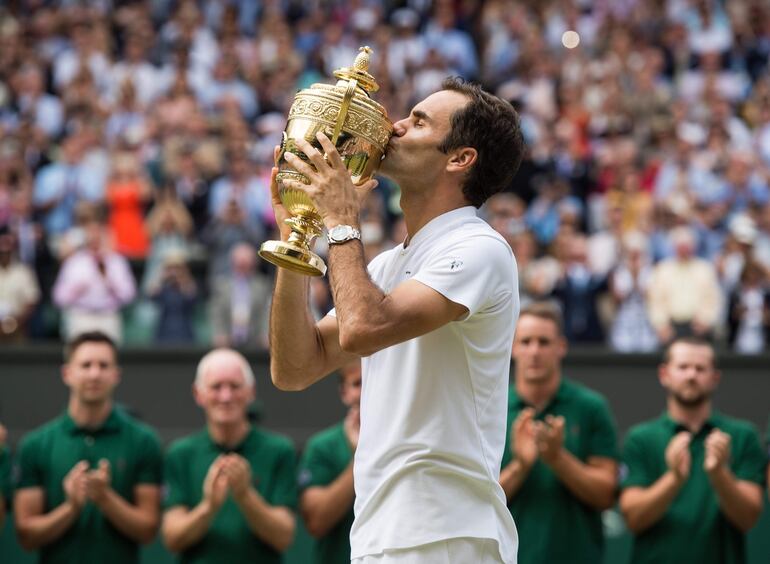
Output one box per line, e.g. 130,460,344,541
404,206,477,249
62,407,122,435
207,425,256,454
661,411,720,436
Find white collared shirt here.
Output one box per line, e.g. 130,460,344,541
338,206,520,562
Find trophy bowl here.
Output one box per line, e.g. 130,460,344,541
259,46,393,276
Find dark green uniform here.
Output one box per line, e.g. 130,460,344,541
621,411,767,564
16,408,162,564
297,422,354,564
164,426,297,564
501,378,619,564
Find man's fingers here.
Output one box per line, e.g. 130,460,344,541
284,151,317,179
273,145,281,166
316,132,344,168
72,460,90,475
270,167,281,199
294,137,327,170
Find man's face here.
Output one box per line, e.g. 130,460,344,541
380,90,468,185
660,343,719,407
62,342,120,405
194,359,255,426
339,364,362,408
512,315,566,384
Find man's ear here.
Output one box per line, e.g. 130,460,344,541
446,147,477,173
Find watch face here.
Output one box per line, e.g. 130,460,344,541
330,226,347,240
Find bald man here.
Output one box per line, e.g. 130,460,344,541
161,349,297,563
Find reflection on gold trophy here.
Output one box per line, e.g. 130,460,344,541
258,46,393,277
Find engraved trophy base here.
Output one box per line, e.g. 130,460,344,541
259,240,327,277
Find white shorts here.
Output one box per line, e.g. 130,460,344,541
351,538,507,564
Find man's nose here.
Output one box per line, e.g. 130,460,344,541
392,120,407,136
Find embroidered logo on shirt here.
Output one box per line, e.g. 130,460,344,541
449,259,463,271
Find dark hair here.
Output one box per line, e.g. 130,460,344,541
518,301,564,336
662,336,716,368
64,331,118,363
437,77,525,207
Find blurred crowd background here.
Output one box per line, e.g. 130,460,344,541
1,0,770,352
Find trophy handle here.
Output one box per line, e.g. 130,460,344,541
331,79,358,144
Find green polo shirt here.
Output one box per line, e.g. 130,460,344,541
621,411,767,564
164,426,298,564
297,422,354,564
16,407,163,564
501,378,619,564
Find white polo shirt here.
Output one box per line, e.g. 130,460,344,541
336,206,519,562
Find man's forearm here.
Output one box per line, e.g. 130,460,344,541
95,488,159,544
548,451,617,510
162,501,217,553
16,501,80,549
499,459,534,501
328,241,387,354
708,467,763,532
269,270,326,390
620,471,683,533
301,462,355,538
235,488,295,552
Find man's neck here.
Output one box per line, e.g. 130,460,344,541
667,398,712,433
208,419,250,449
68,398,113,430
515,373,561,412
399,182,469,246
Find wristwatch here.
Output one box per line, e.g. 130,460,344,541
327,225,361,245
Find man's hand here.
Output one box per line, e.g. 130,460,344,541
86,459,112,505
511,408,538,470
344,405,360,452
268,146,292,241
202,456,229,512
222,455,253,503
63,461,89,511
534,415,565,466
704,429,731,474
0,422,6,448
282,133,378,230
665,431,692,483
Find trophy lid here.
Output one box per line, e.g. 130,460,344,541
333,46,379,94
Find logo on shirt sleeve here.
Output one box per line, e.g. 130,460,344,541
449,258,464,272
298,468,313,488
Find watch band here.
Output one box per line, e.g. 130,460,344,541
327,225,361,245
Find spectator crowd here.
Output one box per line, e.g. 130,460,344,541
1,0,770,352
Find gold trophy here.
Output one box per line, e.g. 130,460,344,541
259,46,393,276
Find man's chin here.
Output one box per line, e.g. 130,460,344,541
673,391,708,407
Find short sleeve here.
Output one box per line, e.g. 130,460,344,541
587,398,620,460
620,430,653,489
732,425,767,485
298,436,339,491
268,443,298,509
162,446,189,509
412,234,515,317
134,430,163,485
15,435,43,490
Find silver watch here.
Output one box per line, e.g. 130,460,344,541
327,225,361,245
